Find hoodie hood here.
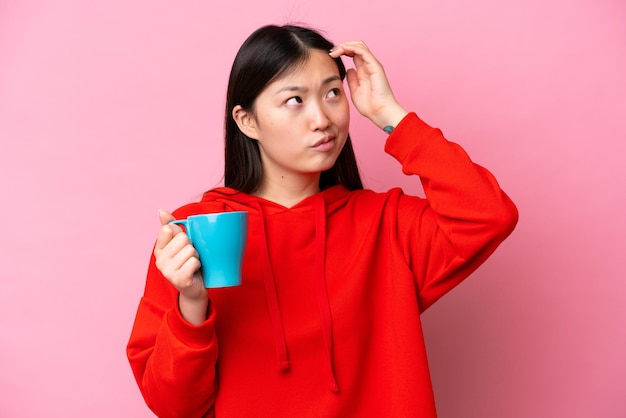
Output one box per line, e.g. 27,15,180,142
200,185,351,216
197,185,352,393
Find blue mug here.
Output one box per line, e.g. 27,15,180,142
169,211,248,288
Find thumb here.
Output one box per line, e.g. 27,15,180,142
345,68,359,95
158,209,176,226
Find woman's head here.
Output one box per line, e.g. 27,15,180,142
224,24,363,193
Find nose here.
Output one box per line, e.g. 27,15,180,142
309,101,331,131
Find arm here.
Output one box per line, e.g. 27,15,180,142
126,211,218,417
332,41,518,310
387,113,518,311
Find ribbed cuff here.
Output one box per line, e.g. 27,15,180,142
166,302,216,349
384,112,440,175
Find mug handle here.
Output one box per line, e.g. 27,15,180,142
168,219,189,235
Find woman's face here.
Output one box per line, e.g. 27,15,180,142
237,50,350,185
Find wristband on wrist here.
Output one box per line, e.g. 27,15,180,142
383,125,395,134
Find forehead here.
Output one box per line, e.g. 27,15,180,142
271,50,341,87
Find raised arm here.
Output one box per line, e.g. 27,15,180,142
332,41,517,310
388,113,519,311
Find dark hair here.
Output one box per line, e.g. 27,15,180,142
224,24,363,193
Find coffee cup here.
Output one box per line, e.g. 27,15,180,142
169,211,248,288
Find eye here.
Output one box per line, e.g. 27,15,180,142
285,96,303,106
326,88,341,99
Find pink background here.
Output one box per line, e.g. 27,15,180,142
1,0,624,416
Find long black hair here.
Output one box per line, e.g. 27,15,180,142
224,24,363,193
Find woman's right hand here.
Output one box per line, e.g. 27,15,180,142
330,41,407,131
154,210,209,325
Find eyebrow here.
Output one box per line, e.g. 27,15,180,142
274,75,342,94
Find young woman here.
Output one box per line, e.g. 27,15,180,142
127,24,518,417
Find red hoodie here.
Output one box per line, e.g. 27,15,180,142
127,113,518,417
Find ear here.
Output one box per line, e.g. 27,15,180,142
232,105,259,140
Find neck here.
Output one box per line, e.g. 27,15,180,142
254,173,321,208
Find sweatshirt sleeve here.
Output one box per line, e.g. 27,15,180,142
126,252,218,418
385,113,519,311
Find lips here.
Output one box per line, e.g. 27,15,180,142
311,135,335,149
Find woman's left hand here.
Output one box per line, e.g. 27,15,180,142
330,41,407,130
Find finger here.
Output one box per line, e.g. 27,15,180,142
330,41,371,59
168,240,200,270
330,40,366,51
158,209,176,226
154,222,184,252
332,43,382,81
155,240,200,280
156,229,191,259
345,68,359,94
329,43,353,58
155,225,174,252
164,252,199,281
154,210,179,251
177,257,202,285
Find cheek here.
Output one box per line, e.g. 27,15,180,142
335,101,350,130
337,106,350,146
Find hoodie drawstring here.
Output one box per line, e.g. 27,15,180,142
314,195,340,393
252,196,339,393
253,201,290,372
